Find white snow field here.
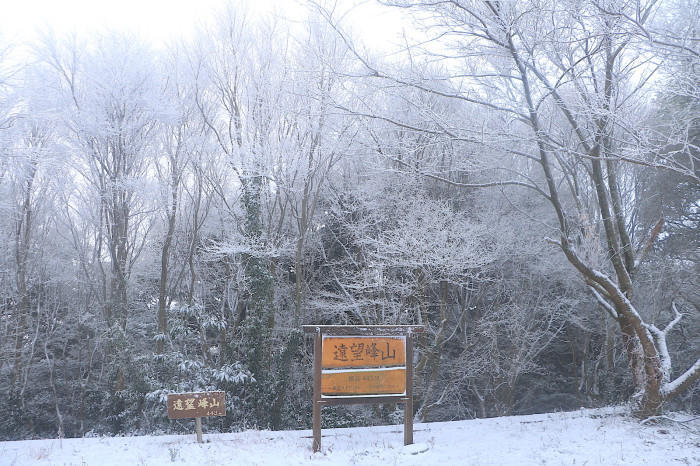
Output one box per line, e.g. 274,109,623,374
1,407,697,465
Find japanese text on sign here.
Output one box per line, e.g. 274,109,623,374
321,368,406,396
322,336,405,369
167,391,225,419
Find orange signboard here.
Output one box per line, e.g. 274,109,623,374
321,368,406,396
322,336,406,369
304,325,424,451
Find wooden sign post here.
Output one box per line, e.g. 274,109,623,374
167,391,226,443
302,325,423,452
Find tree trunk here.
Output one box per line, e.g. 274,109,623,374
12,158,37,387
418,280,449,422
157,194,177,354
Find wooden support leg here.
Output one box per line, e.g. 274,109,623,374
404,398,413,446
404,333,414,446
195,417,203,443
313,401,321,452
312,330,322,452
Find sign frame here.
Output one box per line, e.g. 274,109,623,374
302,325,424,452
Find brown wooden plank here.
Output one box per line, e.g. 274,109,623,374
319,395,408,406
322,336,405,369
303,325,424,336
321,369,406,396
167,391,225,419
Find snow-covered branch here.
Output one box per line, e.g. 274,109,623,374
662,358,700,398
643,303,683,383
587,285,618,320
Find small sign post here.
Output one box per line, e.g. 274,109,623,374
302,325,424,452
167,391,226,443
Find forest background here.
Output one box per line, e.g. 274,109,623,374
0,0,698,440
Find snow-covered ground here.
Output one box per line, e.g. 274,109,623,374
1,407,698,465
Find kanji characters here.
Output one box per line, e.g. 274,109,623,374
350,342,364,360
333,343,348,361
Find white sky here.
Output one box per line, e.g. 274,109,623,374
0,0,411,51
2,0,221,44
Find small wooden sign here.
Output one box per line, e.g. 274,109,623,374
167,391,225,420
322,336,406,369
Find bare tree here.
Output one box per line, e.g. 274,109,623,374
43,34,160,330
317,0,700,416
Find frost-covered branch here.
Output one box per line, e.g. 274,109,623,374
643,303,683,383
662,358,700,398
587,285,618,320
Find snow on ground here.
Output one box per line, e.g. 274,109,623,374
1,407,698,465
